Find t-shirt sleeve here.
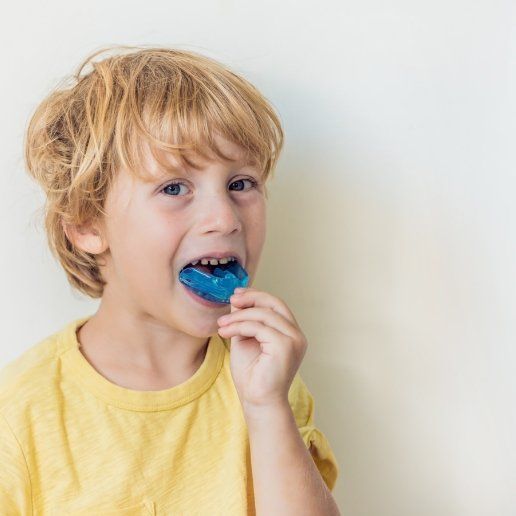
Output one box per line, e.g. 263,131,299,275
287,372,340,492
0,412,32,515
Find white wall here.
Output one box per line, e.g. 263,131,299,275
1,1,514,514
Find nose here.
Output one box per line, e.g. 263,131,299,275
198,192,243,235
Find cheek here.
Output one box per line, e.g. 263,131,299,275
252,219,266,250
245,204,267,267
110,211,181,270
249,200,266,240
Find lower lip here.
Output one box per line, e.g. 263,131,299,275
181,282,228,308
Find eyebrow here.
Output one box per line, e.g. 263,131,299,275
151,158,259,181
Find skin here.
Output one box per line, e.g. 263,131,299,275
65,134,267,389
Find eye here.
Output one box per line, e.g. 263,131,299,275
160,178,259,197
229,178,259,191
161,182,189,196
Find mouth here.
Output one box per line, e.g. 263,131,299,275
178,253,249,304
179,254,244,275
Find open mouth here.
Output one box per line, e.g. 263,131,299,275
178,257,249,304
179,257,241,275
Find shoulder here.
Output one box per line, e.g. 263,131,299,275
0,323,69,414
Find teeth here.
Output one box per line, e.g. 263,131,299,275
193,256,236,267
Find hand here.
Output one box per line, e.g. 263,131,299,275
216,287,308,414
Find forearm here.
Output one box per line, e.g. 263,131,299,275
244,400,340,516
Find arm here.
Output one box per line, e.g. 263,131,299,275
217,287,340,514
244,400,341,516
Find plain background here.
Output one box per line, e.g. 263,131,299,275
1,1,515,514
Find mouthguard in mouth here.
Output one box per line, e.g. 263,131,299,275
178,259,249,304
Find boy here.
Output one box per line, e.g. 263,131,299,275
0,45,340,514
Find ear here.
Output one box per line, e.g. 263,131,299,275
61,219,108,255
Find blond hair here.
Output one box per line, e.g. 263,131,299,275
24,45,284,299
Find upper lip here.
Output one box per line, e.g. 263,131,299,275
179,251,245,271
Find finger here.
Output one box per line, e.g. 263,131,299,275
230,289,298,326
218,307,297,339
218,320,289,353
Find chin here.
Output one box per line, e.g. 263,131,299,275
182,315,222,339
190,326,220,340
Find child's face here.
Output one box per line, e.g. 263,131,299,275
96,134,267,337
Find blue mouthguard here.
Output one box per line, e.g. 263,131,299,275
178,260,249,304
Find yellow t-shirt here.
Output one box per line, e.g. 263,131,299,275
0,315,339,515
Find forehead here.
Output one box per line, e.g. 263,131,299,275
139,134,254,183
